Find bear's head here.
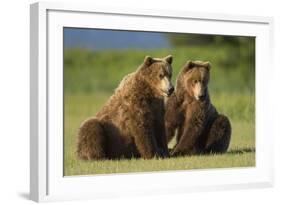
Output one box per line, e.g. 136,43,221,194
139,55,174,97
177,60,211,101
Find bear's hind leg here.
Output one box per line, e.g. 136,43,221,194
204,115,231,153
77,118,106,160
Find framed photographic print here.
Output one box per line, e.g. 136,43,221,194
30,2,274,202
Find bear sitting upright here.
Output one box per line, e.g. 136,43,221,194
165,60,231,156
77,55,174,160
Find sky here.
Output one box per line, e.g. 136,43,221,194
63,28,170,50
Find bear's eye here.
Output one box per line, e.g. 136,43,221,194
193,80,198,84
159,74,164,79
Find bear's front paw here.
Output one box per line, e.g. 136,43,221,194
170,148,184,157
156,148,170,158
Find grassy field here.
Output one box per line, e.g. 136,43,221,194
63,45,255,176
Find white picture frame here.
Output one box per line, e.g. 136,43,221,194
30,2,274,202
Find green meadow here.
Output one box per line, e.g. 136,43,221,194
63,44,255,176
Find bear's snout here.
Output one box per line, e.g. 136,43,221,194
167,86,174,96
198,94,206,101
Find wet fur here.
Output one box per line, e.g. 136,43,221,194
165,61,231,156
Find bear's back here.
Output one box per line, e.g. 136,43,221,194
95,72,137,119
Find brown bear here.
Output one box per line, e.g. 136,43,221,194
165,60,231,156
77,55,174,160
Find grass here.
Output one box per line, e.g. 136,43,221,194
64,91,255,176
64,45,255,94
65,153,254,176
63,45,255,176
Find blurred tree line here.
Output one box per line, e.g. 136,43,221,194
167,33,254,48
167,33,255,70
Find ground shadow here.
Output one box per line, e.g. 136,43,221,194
78,147,255,161
167,147,255,158
18,192,29,200
226,147,255,155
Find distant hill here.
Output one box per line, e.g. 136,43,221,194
63,28,170,50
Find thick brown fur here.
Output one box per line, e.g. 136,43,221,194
165,60,231,156
77,55,174,160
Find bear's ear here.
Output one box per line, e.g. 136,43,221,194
203,61,211,71
164,55,173,64
143,56,155,66
183,60,195,71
